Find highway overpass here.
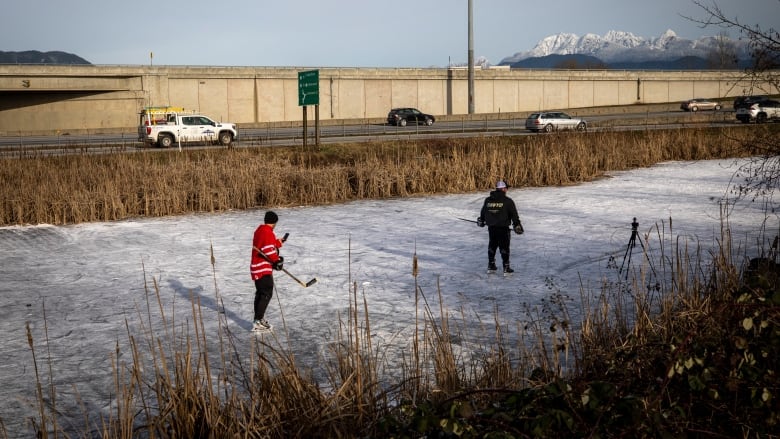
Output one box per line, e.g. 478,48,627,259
0,64,773,134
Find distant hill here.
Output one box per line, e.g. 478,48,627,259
0,50,90,65
499,30,751,70
506,53,749,70
508,54,607,69
609,56,714,70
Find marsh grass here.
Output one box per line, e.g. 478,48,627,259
1,126,768,226
16,217,780,437
8,128,779,437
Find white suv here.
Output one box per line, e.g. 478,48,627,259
736,99,780,123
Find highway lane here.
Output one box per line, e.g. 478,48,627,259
0,110,743,157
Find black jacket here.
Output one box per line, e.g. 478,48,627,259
480,190,520,228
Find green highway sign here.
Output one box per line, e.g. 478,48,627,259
298,70,319,106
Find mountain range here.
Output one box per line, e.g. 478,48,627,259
498,30,752,70
0,30,753,70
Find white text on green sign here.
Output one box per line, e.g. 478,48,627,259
298,70,319,106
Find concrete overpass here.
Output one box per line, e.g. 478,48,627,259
0,64,772,135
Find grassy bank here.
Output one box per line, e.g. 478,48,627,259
0,127,762,226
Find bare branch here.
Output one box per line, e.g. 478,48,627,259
685,1,780,206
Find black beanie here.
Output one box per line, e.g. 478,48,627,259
264,211,278,224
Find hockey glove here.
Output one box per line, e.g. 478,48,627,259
273,256,284,271
514,223,524,235
477,217,485,227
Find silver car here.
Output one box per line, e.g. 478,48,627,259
680,98,722,112
525,111,587,132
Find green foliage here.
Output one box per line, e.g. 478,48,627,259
658,266,780,435
379,379,658,438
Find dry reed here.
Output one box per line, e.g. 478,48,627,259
0,126,763,226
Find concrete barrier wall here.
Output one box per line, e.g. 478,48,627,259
0,65,776,134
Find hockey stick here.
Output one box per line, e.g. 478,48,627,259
456,217,479,224
253,245,317,288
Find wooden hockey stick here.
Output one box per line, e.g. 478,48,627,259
253,246,317,288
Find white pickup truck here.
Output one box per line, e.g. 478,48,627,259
138,107,238,147
736,99,780,123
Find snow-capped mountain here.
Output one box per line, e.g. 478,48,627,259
499,29,751,65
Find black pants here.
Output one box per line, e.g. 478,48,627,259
487,226,511,267
254,275,274,321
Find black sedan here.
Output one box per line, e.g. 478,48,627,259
387,108,435,126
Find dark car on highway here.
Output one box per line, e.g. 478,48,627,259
387,108,435,126
733,95,768,110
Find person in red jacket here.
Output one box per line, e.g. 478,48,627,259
250,211,285,332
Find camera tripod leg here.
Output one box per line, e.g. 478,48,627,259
619,238,635,279
619,218,641,280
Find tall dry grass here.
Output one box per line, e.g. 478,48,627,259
0,126,763,226
15,213,780,437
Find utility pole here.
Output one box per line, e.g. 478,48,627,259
468,0,475,114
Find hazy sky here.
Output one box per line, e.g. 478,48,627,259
1,0,776,67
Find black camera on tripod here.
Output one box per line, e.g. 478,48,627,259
629,217,639,244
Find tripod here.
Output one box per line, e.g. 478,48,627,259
619,217,645,280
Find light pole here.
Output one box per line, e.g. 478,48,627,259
468,0,475,114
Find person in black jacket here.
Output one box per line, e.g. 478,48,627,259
478,180,524,274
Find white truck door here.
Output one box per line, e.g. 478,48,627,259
180,116,197,142
180,116,218,143
196,116,218,142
